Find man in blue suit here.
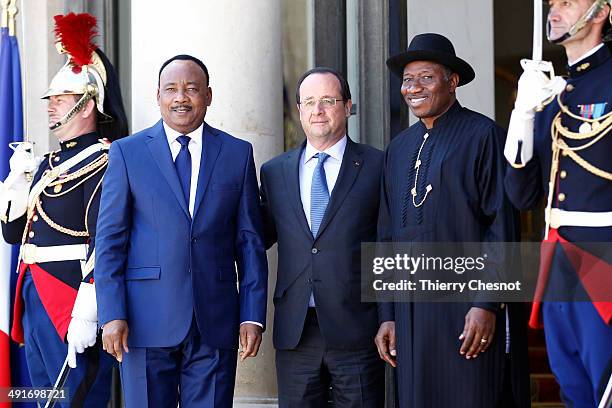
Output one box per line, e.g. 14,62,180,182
260,67,385,407
94,54,268,407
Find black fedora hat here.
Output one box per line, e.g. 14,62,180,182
386,33,475,86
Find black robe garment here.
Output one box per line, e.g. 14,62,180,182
378,101,530,408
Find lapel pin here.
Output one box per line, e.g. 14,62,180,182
353,160,361,167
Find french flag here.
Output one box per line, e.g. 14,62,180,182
1,19,32,407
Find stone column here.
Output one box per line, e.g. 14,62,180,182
130,0,283,405
406,0,496,120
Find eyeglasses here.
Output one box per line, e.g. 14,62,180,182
299,97,344,111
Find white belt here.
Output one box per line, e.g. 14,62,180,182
547,208,612,228
20,243,88,264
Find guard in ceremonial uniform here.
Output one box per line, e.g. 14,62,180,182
0,13,127,407
504,1,612,406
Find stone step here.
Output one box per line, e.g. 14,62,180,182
531,373,562,403
233,397,279,407
529,346,553,374
528,327,547,347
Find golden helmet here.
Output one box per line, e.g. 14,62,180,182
41,13,109,129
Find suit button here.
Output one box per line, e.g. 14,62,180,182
307,278,312,283
559,170,567,179
558,193,566,202
191,237,197,243
311,248,318,254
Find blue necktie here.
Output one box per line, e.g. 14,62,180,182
310,152,330,237
174,135,192,207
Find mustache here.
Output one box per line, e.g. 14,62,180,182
171,105,192,111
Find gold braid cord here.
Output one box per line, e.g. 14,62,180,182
82,248,95,276
556,138,612,181
557,93,612,125
550,94,612,181
29,152,108,238
83,175,104,236
543,94,612,236
35,197,88,237
43,154,108,198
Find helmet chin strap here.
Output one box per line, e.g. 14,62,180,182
547,23,572,44
547,0,606,44
48,93,93,131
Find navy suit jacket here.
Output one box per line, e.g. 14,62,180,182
260,138,383,350
95,120,268,350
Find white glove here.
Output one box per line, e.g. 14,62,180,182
8,142,40,175
67,319,98,368
0,143,41,222
514,59,566,113
504,59,566,166
66,282,98,368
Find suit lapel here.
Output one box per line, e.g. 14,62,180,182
193,123,222,219
282,142,312,239
146,120,190,218
315,138,363,239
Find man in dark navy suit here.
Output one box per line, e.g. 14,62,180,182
260,67,385,407
95,55,268,407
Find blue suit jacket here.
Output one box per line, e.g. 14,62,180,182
95,120,268,350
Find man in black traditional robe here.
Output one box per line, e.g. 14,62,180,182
374,33,530,408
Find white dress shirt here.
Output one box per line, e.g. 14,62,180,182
299,135,347,229
163,121,263,328
163,121,203,217
299,135,347,307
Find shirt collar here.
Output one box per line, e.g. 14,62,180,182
304,135,347,164
419,100,462,131
163,121,204,145
567,43,610,78
59,131,99,151
568,43,604,67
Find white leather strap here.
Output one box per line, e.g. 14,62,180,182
548,208,612,228
20,243,88,264
27,143,107,210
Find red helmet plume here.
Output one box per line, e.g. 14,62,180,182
53,13,98,73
